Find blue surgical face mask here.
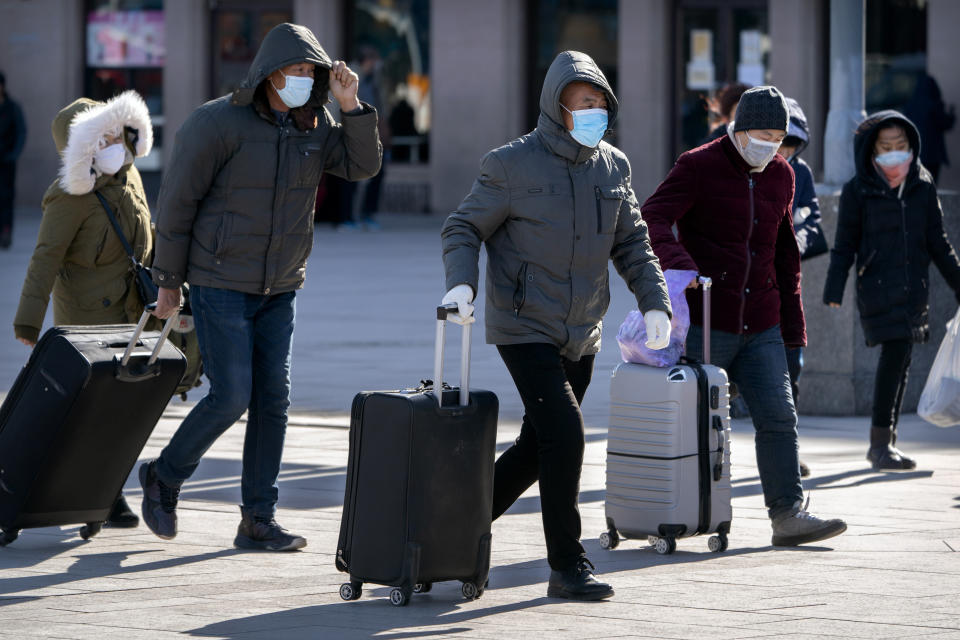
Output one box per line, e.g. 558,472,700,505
561,103,608,148
271,71,314,108
875,150,912,167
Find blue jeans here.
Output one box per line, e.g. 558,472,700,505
155,286,296,518
687,324,803,519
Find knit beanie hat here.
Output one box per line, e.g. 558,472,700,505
733,86,788,132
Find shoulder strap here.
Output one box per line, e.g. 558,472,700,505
94,191,139,268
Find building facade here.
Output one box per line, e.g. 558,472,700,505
2,0,958,216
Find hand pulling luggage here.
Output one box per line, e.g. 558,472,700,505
600,277,732,554
336,305,498,606
0,310,186,546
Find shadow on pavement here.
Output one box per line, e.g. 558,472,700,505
122,457,347,511
0,548,238,599
731,467,934,499
187,595,558,639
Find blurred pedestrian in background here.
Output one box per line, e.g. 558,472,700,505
0,70,27,249
824,111,960,471
700,82,750,147
13,90,155,528
904,72,955,183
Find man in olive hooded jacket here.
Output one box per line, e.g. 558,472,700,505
142,23,381,550
441,51,672,600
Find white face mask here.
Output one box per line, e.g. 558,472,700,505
95,143,126,175
730,125,782,169
271,72,314,108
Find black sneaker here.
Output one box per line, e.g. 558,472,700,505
546,557,614,601
139,461,179,540
105,493,140,528
234,507,306,552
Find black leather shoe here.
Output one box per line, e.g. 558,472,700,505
105,494,139,528
546,557,614,601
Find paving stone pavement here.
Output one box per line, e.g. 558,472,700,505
1,212,959,638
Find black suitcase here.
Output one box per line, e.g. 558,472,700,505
0,311,186,545
336,305,498,606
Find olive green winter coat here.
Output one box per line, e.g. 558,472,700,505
14,92,155,343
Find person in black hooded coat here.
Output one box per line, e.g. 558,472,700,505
823,110,960,470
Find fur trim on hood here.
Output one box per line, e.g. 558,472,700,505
57,90,153,195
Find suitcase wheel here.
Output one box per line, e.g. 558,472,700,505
708,534,729,553
0,528,19,547
461,581,480,600
79,522,103,541
413,582,432,594
389,587,410,606
599,530,620,550
651,536,676,555
339,581,362,601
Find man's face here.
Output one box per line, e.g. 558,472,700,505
736,128,786,147
559,81,608,130
270,62,316,89
874,125,910,155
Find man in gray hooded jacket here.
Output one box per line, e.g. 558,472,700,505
142,23,381,550
441,51,672,600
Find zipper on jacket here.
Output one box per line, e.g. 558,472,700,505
513,262,528,317
739,176,755,331
858,249,877,277
595,186,603,233
899,195,910,297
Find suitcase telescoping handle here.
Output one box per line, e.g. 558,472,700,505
119,304,179,369
434,304,472,407
699,276,712,365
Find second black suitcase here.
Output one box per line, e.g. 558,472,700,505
0,311,186,545
336,306,498,606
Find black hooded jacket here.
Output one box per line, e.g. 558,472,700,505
823,110,960,345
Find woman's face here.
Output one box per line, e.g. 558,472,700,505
874,125,910,155
100,132,123,148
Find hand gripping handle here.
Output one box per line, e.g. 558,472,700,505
434,304,472,407
116,305,180,383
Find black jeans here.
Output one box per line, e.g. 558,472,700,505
872,339,913,431
494,343,594,571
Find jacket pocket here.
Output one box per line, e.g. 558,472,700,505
297,143,325,188
214,215,232,259
857,249,877,277
513,262,529,317
594,185,624,234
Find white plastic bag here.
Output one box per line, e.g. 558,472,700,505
917,307,960,427
617,269,697,367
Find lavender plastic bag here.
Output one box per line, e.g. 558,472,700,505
616,269,698,367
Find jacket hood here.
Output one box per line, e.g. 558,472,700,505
54,91,153,195
785,97,809,157
231,23,333,108
536,51,619,161
853,109,922,182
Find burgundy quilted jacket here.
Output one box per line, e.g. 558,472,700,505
642,134,806,348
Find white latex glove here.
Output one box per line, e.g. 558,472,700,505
441,284,475,322
644,309,671,350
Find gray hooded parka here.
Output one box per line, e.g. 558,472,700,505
152,23,382,295
442,51,670,360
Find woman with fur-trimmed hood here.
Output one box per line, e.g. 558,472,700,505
13,90,154,527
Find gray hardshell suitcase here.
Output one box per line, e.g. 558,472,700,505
601,278,732,554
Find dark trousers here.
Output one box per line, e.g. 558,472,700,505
0,161,15,235
872,339,913,431
493,343,594,571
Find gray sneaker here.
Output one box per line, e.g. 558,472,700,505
234,507,307,552
139,461,179,540
771,498,847,546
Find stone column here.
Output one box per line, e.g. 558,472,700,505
927,0,960,191
162,0,209,170
617,0,671,202
294,0,344,59
768,0,827,179
430,0,524,215
822,0,865,187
